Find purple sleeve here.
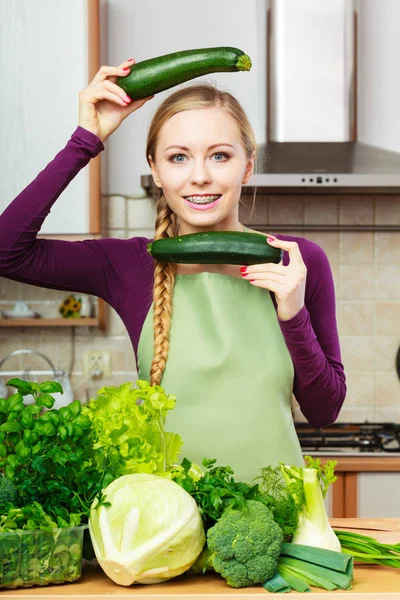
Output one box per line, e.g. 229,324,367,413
0,126,145,306
278,240,346,428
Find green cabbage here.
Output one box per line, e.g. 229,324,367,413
89,473,205,586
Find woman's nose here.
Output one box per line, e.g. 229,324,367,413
190,162,211,185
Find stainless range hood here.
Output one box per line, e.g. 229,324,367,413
250,141,400,188
247,0,400,190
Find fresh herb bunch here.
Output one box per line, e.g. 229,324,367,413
0,378,108,525
172,457,267,531
255,464,303,541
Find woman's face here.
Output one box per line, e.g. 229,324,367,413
149,107,254,234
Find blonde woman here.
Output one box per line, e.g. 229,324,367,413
0,59,346,482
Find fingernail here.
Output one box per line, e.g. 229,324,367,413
123,67,131,71
124,95,131,102
267,237,275,242
128,58,135,62
250,280,255,283
240,267,247,273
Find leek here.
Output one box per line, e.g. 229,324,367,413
276,565,311,592
278,557,352,590
262,572,291,593
263,541,354,593
280,542,352,572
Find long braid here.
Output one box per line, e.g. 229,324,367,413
149,195,178,387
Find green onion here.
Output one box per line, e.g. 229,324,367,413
334,530,400,569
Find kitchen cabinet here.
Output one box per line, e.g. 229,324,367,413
358,472,400,518
0,298,107,330
4,520,400,598
0,0,101,235
318,456,400,518
0,0,107,330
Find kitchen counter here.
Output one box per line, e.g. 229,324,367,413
309,455,400,470
305,452,400,457
2,520,400,599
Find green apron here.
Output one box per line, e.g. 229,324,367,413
137,242,304,483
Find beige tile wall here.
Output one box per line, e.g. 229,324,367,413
0,193,399,423
240,193,400,424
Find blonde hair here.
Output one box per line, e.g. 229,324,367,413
145,83,256,386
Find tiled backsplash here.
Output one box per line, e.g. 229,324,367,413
0,193,399,422
239,193,400,424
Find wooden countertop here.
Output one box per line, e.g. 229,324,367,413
2,519,400,599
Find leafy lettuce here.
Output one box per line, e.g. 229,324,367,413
82,380,182,484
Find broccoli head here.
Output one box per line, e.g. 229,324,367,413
0,476,17,506
206,499,283,588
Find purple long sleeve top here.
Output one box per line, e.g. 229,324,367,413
0,126,346,428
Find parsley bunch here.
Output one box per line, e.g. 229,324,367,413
172,458,267,531
0,378,107,526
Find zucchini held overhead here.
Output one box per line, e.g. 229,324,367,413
116,47,252,99
147,231,283,266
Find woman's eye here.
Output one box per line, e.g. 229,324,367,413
169,154,186,163
213,152,229,161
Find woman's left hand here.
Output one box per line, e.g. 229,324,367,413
240,236,307,321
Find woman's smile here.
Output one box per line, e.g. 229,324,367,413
183,194,223,209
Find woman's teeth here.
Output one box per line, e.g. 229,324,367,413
184,194,221,205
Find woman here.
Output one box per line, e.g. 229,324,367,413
0,59,346,482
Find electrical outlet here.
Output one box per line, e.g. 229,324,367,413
83,350,112,378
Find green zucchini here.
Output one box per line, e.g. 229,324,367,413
116,47,252,99
147,231,282,266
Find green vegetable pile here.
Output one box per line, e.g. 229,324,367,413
1,376,399,592
186,456,353,592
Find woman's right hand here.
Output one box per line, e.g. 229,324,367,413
78,58,153,143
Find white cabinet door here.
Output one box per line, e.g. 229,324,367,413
0,0,99,235
358,0,400,154
358,472,400,518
